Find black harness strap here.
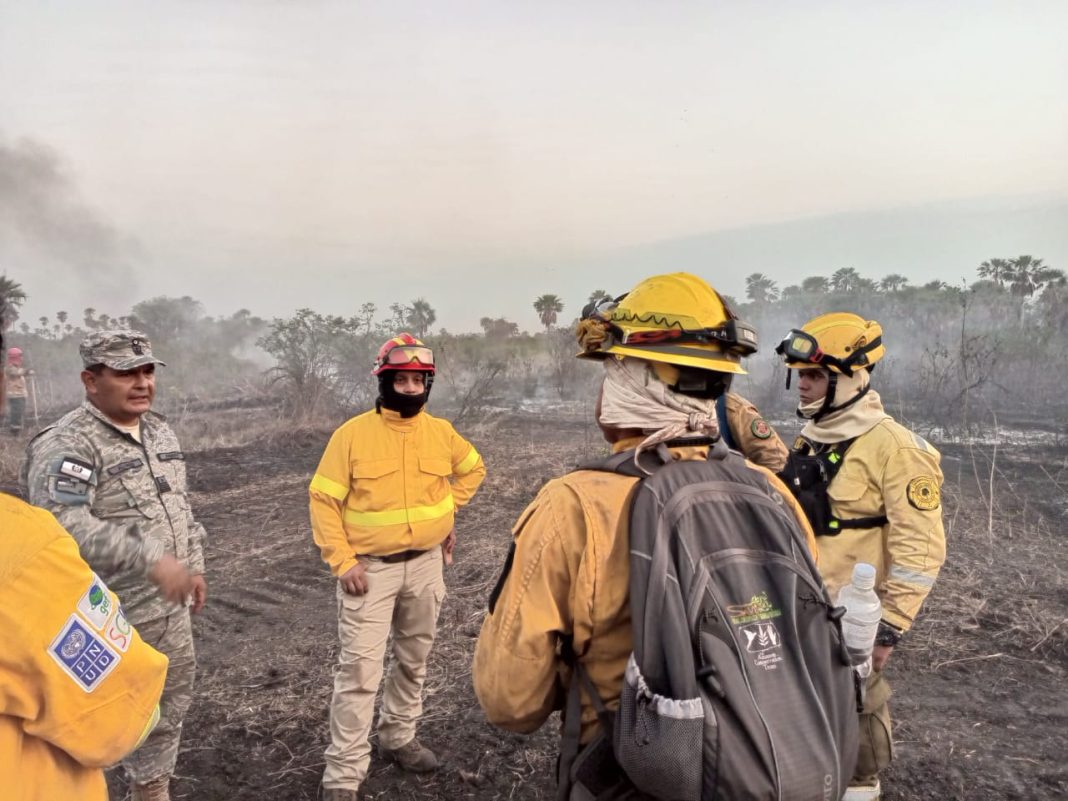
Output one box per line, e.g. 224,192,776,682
781,437,889,535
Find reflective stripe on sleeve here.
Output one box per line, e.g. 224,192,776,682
311,473,349,501
455,446,481,476
889,564,937,587
135,705,161,749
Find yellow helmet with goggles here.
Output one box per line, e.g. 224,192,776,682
776,313,884,375
576,272,757,375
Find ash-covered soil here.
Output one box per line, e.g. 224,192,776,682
4,412,1065,800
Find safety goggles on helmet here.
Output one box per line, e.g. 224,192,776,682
775,329,881,376
582,300,758,358
380,345,434,370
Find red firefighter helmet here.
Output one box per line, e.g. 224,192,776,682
372,333,436,376
7,347,22,361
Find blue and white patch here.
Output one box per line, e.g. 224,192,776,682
76,575,115,630
60,459,95,482
48,615,121,692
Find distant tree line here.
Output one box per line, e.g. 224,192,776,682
2,257,1063,432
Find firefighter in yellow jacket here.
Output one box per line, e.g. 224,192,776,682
579,294,788,472
1,324,169,801
310,333,485,801
473,274,816,796
775,313,947,801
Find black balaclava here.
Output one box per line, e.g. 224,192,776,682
376,371,433,418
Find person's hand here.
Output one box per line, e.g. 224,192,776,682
188,574,208,614
872,644,894,672
340,562,369,595
148,555,195,605
442,527,457,566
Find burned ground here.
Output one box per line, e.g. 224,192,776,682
2,412,1066,800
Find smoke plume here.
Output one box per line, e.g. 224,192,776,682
0,136,138,300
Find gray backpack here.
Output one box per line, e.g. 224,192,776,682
564,440,859,801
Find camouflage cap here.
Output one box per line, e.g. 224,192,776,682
80,329,167,370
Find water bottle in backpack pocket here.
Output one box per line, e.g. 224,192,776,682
836,562,882,679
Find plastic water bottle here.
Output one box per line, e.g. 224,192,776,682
836,563,882,679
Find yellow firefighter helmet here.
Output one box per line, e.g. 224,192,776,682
576,272,757,375
776,312,885,375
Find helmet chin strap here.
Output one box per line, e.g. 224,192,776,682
799,371,872,422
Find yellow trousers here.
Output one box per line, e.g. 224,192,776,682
322,549,446,791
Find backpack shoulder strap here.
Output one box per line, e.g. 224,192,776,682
716,393,738,451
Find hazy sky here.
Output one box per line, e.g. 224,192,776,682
2,1,1066,332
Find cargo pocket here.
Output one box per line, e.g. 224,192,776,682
615,655,703,801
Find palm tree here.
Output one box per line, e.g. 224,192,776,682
587,289,611,306
801,276,830,294
744,273,779,304
1007,255,1056,298
406,298,436,338
830,268,861,293
0,274,27,329
879,274,909,292
533,294,564,332
977,258,1012,287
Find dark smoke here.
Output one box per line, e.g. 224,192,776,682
0,136,138,298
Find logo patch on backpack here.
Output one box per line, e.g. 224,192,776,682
741,622,784,670
726,591,782,625
48,615,121,692
751,419,773,439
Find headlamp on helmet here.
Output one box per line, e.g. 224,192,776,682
576,273,758,377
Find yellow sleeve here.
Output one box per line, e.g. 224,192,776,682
879,447,946,631
450,429,486,509
0,513,168,768
727,393,789,473
473,484,574,733
309,426,357,577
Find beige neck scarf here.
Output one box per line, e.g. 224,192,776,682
598,358,720,469
800,370,889,443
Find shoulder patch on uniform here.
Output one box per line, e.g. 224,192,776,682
76,575,116,630
911,432,932,452
906,476,941,511
750,419,773,440
48,614,121,692
48,456,96,505
157,451,185,461
59,458,94,482
103,608,133,653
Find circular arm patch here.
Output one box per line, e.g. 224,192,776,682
906,476,940,511
751,419,773,440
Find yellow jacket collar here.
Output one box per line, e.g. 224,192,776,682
378,407,422,432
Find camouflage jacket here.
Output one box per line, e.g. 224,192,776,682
21,401,207,624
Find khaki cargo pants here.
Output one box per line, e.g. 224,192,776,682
854,668,894,783
123,609,197,783
322,549,446,791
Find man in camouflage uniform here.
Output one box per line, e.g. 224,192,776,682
21,330,207,801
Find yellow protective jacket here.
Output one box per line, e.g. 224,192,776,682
309,407,486,576
723,392,789,473
814,419,946,632
0,494,167,801
473,438,816,744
